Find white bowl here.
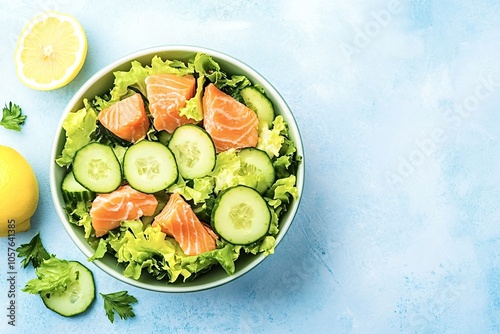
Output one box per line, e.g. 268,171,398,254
50,46,304,292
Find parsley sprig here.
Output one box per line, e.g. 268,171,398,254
1,102,27,131
16,233,50,268
100,291,138,323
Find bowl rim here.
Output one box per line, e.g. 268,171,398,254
50,45,305,293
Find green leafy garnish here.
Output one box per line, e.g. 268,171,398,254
16,233,50,268
22,257,75,295
100,291,138,323
1,102,27,131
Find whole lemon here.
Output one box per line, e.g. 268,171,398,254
0,145,39,237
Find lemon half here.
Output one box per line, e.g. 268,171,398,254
14,11,88,91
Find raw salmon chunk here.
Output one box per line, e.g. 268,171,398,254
202,83,259,152
90,185,158,237
98,93,149,143
153,193,217,256
145,73,196,133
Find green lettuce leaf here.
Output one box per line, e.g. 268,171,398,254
23,257,75,295
238,235,276,256
88,238,108,261
103,221,239,282
178,53,222,122
168,175,215,205
273,155,292,178
257,115,287,158
178,95,202,122
55,100,98,167
193,52,251,100
215,75,252,102
64,201,93,239
211,149,242,193
109,56,195,102
179,53,253,121
266,175,299,217
210,149,269,194
110,61,150,101
179,242,238,277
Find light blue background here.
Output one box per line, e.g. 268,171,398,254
1,0,499,333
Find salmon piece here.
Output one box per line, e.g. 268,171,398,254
98,93,149,143
90,185,158,237
152,193,217,256
145,73,196,133
202,83,259,152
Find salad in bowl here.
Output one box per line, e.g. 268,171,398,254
50,46,303,292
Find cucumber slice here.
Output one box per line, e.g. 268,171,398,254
123,140,178,193
212,185,271,245
61,171,96,202
240,86,275,127
41,261,95,317
238,148,276,194
73,143,122,193
168,124,216,179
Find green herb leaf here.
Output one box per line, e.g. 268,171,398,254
1,102,27,131
100,291,138,323
16,233,50,268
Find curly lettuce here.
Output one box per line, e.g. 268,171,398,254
168,175,215,204
109,56,195,102
91,221,238,283
55,100,98,167
257,115,287,158
179,53,252,121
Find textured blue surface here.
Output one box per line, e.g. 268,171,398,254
1,0,499,333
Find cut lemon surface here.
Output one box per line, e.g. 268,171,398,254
14,11,87,90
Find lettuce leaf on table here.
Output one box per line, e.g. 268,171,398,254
23,257,75,295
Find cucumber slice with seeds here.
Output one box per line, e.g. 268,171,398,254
73,143,122,193
212,185,271,245
238,147,275,194
168,124,216,179
41,261,95,317
123,140,178,193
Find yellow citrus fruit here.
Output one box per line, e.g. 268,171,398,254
0,145,39,237
14,11,88,91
